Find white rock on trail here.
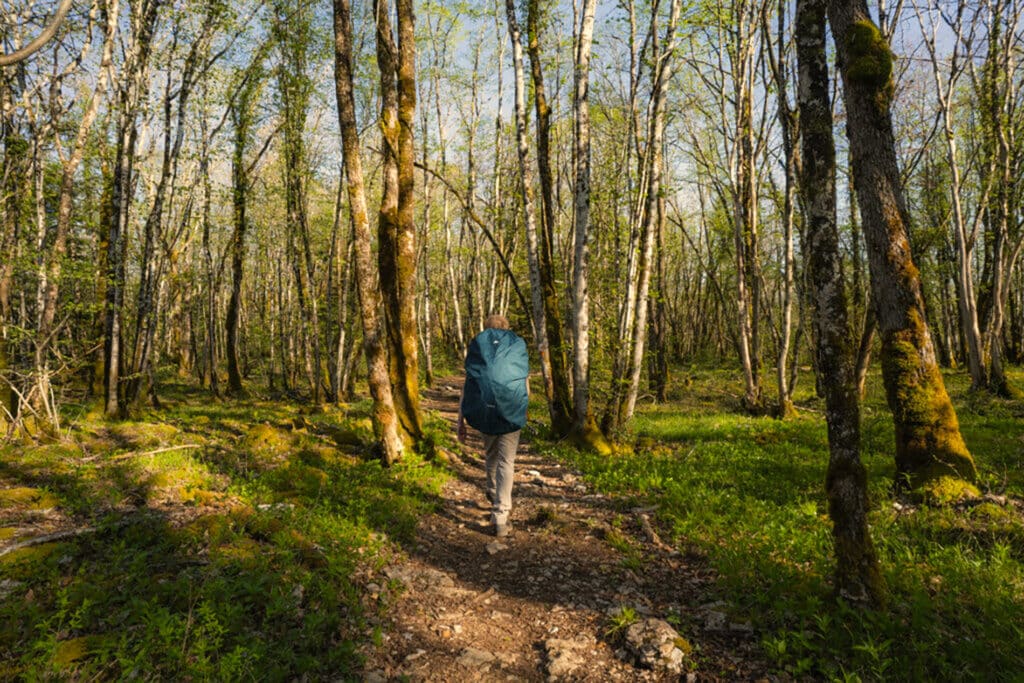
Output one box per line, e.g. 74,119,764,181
621,617,690,675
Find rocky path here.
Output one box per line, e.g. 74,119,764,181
360,378,772,681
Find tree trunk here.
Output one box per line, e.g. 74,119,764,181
108,0,164,414
227,63,262,396
505,0,559,430
37,0,120,426
913,1,987,390
375,0,423,444
569,0,608,452
526,0,574,435
765,0,799,419
797,0,885,605
621,0,682,426
333,0,404,464
1,114,26,425
829,0,978,495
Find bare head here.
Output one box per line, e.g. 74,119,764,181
484,314,510,331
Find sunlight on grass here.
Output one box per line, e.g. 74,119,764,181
552,366,1024,680
0,380,448,680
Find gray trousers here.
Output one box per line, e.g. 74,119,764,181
483,430,521,526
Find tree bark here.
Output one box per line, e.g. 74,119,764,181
569,0,608,453
334,0,404,464
505,0,559,431
37,0,120,426
106,0,164,415
797,0,884,605
621,0,682,427
226,60,264,396
764,0,799,419
829,0,978,493
375,0,423,444
0,108,26,425
525,0,574,435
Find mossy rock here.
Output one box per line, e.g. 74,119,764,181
0,487,59,511
244,514,286,540
181,513,236,544
291,447,328,469
211,536,263,565
0,542,62,579
242,423,292,456
326,426,367,447
917,476,980,506
109,422,180,448
286,529,327,569
970,502,1018,526
674,636,693,656
268,464,329,498
52,636,100,667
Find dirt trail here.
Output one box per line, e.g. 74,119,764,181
360,377,772,681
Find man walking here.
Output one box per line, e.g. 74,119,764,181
457,314,529,538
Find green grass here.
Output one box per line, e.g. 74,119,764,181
551,366,1024,681
0,379,448,680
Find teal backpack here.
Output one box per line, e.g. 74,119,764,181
462,328,529,435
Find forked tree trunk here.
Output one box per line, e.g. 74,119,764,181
797,0,884,605
375,0,423,445
728,3,763,414
333,0,403,464
764,0,799,419
621,0,682,426
111,0,165,413
829,0,978,494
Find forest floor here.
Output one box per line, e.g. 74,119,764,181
1,367,1022,680
360,377,771,681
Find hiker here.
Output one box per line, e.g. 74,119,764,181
457,314,529,538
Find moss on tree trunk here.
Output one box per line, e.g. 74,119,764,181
830,0,978,501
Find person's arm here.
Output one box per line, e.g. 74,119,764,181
457,382,468,443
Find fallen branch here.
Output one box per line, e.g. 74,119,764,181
0,514,162,558
0,527,93,558
637,513,674,554
81,443,202,463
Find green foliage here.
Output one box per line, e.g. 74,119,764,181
0,383,447,679
547,368,1024,680
604,605,639,640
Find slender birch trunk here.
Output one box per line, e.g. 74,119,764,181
622,0,683,424
36,0,120,425
913,1,987,390
570,0,607,451
505,0,557,426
